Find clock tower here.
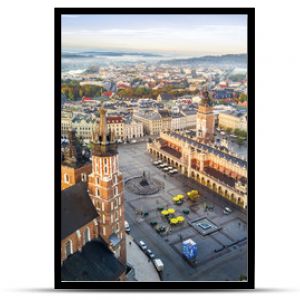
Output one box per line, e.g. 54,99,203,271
196,90,215,142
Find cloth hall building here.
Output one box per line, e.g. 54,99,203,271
147,92,248,209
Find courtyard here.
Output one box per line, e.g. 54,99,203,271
119,141,248,281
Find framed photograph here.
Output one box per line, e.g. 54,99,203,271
55,7,255,289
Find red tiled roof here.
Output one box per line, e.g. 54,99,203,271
82,96,92,101
103,91,113,97
107,116,123,123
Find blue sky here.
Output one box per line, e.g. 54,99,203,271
62,15,247,56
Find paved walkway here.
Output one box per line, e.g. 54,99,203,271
126,234,160,282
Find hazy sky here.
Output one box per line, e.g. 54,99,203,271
62,14,247,56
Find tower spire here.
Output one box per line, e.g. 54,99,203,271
99,106,107,145
92,104,118,156
62,129,82,165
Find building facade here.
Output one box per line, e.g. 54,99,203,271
147,131,247,208
218,111,247,131
170,113,186,131
158,109,172,132
107,116,124,140
181,110,197,129
124,120,144,140
61,110,73,137
72,115,96,140
133,110,161,135
61,218,99,263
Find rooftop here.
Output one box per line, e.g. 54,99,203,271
158,109,171,118
181,109,197,116
134,111,161,120
61,182,98,240
204,166,236,187
219,110,246,118
107,116,123,123
61,239,125,281
158,93,174,100
168,132,247,168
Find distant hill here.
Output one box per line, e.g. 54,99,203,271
160,54,247,66
62,51,162,59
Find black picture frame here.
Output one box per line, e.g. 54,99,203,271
55,7,255,290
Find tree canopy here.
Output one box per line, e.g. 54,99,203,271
61,80,105,100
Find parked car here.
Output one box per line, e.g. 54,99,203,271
124,220,130,233
131,139,137,143
159,163,167,168
146,249,155,259
138,240,147,251
163,167,169,172
169,169,178,175
223,207,232,215
153,258,164,272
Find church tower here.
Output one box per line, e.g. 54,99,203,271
196,90,215,142
61,129,92,190
87,107,126,265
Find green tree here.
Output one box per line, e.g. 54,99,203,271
234,128,247,138
225,127,232,134
239,93,248,103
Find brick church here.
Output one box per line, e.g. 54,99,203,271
61,107,127,281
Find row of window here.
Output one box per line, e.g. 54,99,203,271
76,127,92,131
64,227,91,258
94,171,118,185
95,186,119,198
64,224,123,259
63,173,87,183
102,206,122,225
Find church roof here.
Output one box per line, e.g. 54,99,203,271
61,181,98,240
61,239,125,281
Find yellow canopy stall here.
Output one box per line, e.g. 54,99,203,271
170,218,178,224
161,210,169,216
176,216,185,223
172,194,184,202
167,208,176,214
187,190,199,200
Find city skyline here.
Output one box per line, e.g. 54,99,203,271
62,14,247,56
